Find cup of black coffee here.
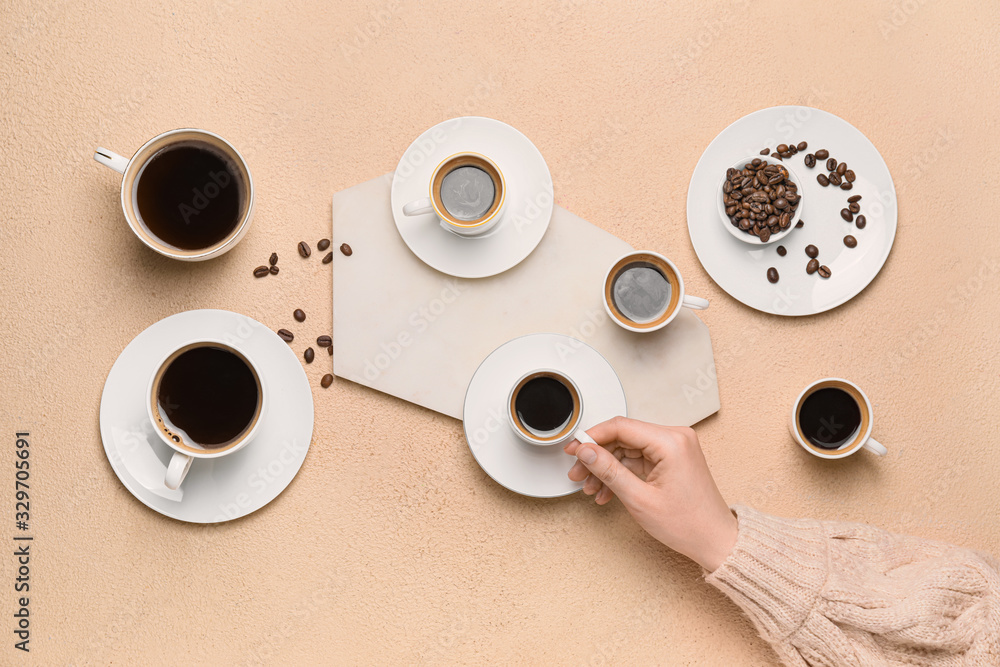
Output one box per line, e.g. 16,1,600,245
146,339,266,489
94,129,254,260
507,369,591,447
603,251,709,333
789,378,886,459
401,152,505,237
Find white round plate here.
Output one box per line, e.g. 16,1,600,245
687,106,897,316
99,309,314,523
463,333,627,498
390,117,554,279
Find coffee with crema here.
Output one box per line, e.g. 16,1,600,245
798,387,862,449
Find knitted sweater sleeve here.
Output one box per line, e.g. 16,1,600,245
705,505,1000,666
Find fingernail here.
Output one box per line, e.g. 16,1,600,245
577,447,597,464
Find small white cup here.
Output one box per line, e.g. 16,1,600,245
94,128,254,261
146,339,267,490
603,251,709,333
788,378,886,460
507,369,594,447
402,151,506,237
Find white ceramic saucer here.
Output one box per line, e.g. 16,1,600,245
463,333,627,498
99,309,314,523
687,106,897,316
390,117,554,279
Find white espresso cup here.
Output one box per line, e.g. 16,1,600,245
788,378,887,459
507,369,595,447
94,128,254,261
402,151,506,237
146,338,267,490
603,251,709,333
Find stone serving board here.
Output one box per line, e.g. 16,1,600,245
332,173,720,426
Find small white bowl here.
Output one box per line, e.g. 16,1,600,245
717,156,803,245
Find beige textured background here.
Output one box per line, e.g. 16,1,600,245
2,1,999,664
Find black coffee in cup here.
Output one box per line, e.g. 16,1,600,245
155,345,259,449
136,142,243,250
514,375,575,436
798,387,862,449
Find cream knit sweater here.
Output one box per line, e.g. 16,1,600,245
706,506,1000,666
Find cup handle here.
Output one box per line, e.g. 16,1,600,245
863,437,887,456
164,451,193,490
402,197,433,216
94,148,129,174
574,428,597,446
683,295,710,310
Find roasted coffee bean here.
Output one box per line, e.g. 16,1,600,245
340,243,353,256
844,235,857,248
779,212,791,228
758,227,771,243
844,170,856,182
780,151,791,158
767,267,779,283
849,202,861,214
323,252,333,264
776,144,788,153
277,329,294,343
847,194,862,203
796,141,807,151
317,239,331,251
776,245,787,256
840,181,853,190
829,172,843,186
304,347,315,364
294,309,306,322
751,158,761,167
815,149,829,160
317,335,332,348
771,153,782,160
321,374,334,388
817,265,831,279
269,252,278,266
773,198,788,210
723,181,732,194
826,158,837,171
253,265,270,278
327,345,333,356
840,208,854,222
805,244,819,258
806,259,820,274
795,220,804,228
817,174,829,186
298,241,311,258
760,148,770,155
855,215,867,229
836,163,847,176
804,153,816,168
767,173,783,185
269,265,279,275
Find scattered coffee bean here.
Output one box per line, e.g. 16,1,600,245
767,267,779,283
327,345,333,356
795,220,804,228
772,152,783,160
317,335,332,348
304,347,315,363
840,182,853,190
815,149,829,160
760,148,770,155
849,202,861,214
317,239,331,251
804,153,816,168
776,143,788,153
836,163,847,176
844,170,856,183
777,245,787,256
797,141,807,151
321,374,333,388
840,208,854,222
818,265,831,279
298,241,311,258
269,252,278,266
817,173,829,186
844,235,857,248
828,172,842,186
277,329,294,342
322,251,333,264
269,265,280,275
253,265,270,278
294,309,306,322
847,195,862,203
826,158,837,171
855,215,867,229
805,244,819,258
340,243,353,256
806,259,820,274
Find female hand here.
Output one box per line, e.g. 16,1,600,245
564,417,738,572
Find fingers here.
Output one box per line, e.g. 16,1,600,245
581,417,691,465
572,442,645,506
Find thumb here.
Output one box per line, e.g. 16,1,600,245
575,443,645,506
